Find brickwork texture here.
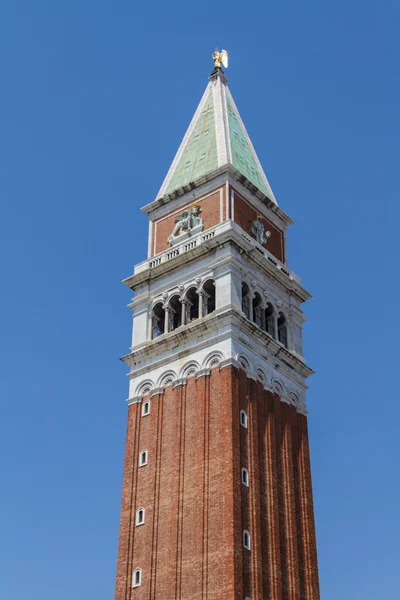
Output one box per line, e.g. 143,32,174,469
115,366,320,600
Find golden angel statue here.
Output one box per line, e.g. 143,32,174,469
212,49,228,69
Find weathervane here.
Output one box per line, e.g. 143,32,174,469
212,49,228,70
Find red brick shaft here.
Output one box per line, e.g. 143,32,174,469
114,366,320,600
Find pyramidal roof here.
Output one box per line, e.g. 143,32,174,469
156,69,277,205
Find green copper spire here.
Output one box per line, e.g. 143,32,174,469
226,90,270,197
157,69,277,205
165,92,218,195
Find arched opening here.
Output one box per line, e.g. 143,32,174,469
152,302,165,339
265,302,275,337
252,292,262,328
132,568,142,587
186,287,199,322
242,282,250,318
203,279,216,315
277,312,288,348
169,295,182,331
136,508,145,526
142,400,150,417
139,450,148,467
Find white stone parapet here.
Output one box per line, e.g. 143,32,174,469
133,220,301,286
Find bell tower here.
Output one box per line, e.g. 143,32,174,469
115,53,320,600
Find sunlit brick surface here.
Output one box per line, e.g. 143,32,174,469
115,366,319,600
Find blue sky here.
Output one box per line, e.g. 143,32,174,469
1,1,399,598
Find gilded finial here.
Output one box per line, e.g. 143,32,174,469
212,49,228,70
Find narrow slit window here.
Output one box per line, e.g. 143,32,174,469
132,568,142,587
240,410,248,428
136,508,145,526
243,530,251,550
142,400,150,417
139,450,148,467
241,468,249,487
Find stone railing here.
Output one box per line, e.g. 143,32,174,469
134,221,301,284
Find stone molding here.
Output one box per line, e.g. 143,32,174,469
126,335,308,413
124,219,309,304
123,307,313,381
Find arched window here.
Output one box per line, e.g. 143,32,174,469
242,283,250,318
243,530,251,550
169,295,182,331
277,312,288,348
136,508,145,526
152,302,165,339
142,400,151,417
132,568,142,587
241,468,249,487
202,279,216,315
186,287,199,322
252,292,263,328
139,450,148,467
240,410,248,428
265,302,275,337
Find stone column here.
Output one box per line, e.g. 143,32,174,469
260,303,267,331
273,313,279,341
164,306,170,334
181,299,188,326
198,291,205,318
287,318,294,352
147,310,153,340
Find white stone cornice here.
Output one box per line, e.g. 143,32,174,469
125,334,309,415
246,371,258,381
126,396,142,405
124,220,310,304
195,368,211,379
172,378,187,389
263,383,274,393
122,307,313,383
141,164,293,227
150,387,165,398
219,357,240,371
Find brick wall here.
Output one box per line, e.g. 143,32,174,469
232,190,285,263
115,366,320,600
151,187,226,256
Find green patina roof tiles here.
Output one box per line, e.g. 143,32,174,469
165,93,218,195
226,94,269,196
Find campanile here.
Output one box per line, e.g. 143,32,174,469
115,51,320,600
